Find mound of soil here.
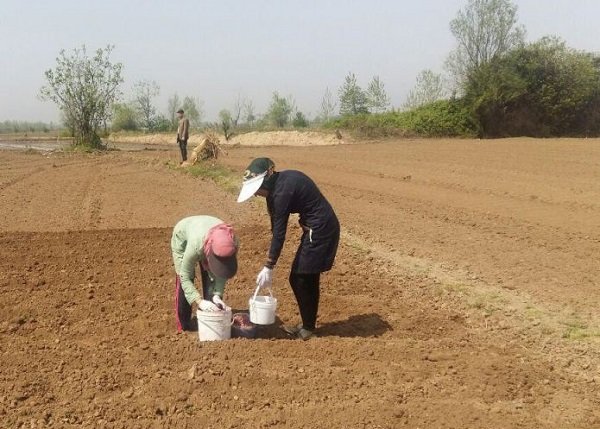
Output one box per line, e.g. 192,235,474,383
228,131,345,147
109,130,345,148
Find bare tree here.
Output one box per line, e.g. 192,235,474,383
167,93,181,130
133,80,160,131
319,87,337,122
243,99,256,126
232,94,244,127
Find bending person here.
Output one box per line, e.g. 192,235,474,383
237,158,340,340
171,216,238,332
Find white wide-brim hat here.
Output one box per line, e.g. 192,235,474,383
237,172,267,203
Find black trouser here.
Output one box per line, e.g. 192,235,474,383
178,139,188,162
175,265,211,332
289,272,321,331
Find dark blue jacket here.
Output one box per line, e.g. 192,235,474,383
267,170,339,273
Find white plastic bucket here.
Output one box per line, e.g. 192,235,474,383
196,309,232,341
249,286,277,325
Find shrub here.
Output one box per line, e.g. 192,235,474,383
464,37,600,137
111,103,139,132
292,111,309,128
151,115,172,132
327,99,477,138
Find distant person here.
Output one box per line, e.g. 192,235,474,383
171,216,239,332
237,158,340,340
176,109,190,164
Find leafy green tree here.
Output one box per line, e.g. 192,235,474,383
366,76,390,113
404,70,447,110
133,80,160,131
447,0,525,86
111,103,139,131
292,111,309,128
219,109,234,140
339,72,369,115
267,92,293,127
152,114,172,132
40,45,123,147
181,96,203,128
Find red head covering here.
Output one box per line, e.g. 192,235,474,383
203,223,238,279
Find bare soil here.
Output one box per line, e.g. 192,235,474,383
1,137,599,428
109,130,347,147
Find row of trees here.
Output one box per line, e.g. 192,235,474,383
0,120,59,134
109,72,393,136
217,92,306,139
335,74,390,116
38,0,600,146
117,73,392,136
112,81,203,133
37,42,398,146
221,73,391,132
38,41,398,146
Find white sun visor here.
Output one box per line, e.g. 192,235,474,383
237,172,267,203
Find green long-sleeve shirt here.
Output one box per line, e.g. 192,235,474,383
171,216,227,304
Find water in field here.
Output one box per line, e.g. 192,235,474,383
0,140,68,151
0,139,172,152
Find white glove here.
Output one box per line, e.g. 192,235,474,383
256,266,273,289
198,299,220,312
212,295,231,312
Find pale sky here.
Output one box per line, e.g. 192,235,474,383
0,0,599,122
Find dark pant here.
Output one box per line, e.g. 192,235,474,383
174,266,211,332
289,272,321,331
178,139,188,161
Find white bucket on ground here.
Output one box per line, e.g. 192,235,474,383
249,285,277,325
196,309,232,341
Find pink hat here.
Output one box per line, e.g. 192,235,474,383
203,223,238,279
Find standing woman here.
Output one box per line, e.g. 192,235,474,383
171,216,239,332
237,158,340,340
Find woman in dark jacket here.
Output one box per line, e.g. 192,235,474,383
237,158,340,340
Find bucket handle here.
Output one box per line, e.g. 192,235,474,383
252,284,273,302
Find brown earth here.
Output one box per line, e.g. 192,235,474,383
0,138,599,429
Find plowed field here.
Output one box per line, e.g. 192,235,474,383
1,138,599,428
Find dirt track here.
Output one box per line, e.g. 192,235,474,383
1,138,599,428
